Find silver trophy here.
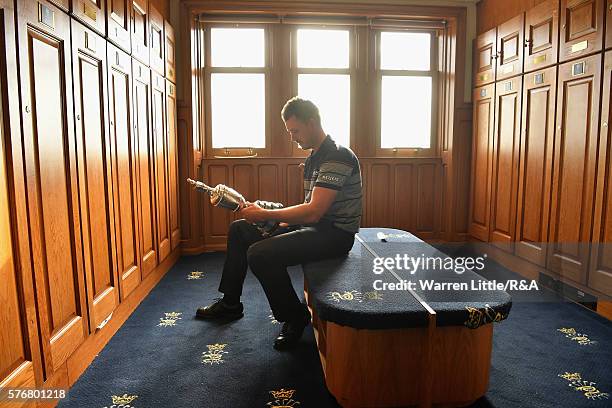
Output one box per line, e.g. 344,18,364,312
187,178,284,236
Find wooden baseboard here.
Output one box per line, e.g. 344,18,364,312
597,301,612,320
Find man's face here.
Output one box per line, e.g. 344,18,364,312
284,116,316,150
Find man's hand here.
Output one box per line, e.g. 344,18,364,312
239,202,268,223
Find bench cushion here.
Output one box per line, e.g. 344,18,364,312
302,228,512,330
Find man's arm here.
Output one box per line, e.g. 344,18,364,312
240,186,337,225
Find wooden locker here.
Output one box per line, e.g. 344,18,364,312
515,67,557,266
496,14,525,81
490,76,522,248
131,0,149,66
474,28,497,87
109,43,142,300
589,51,612,295
165,19,175,83
469,84,495,241
47,0,69,12
0,0,43,394
166,80,180,250
524,0,559,73
548,54,602,284
71,20,120,332
133,58,157,276
152,71,170,262
560,0,605,62
149,3,164,75
16,0,89,376
72,0,106,35
607,0,612,49
107,0,132,53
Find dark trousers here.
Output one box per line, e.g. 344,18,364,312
218,219,355,322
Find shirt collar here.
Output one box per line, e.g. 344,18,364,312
310,135,333,160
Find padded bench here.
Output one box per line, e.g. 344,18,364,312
302,228,512,408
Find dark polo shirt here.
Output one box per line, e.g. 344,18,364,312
303,135,362,234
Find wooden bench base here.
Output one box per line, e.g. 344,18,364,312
305,290,494,407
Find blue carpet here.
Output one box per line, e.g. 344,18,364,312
58,252,611,408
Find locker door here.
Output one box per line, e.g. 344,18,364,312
606,0,612,49
166,80,180,250
490,76,522,248
560,0,605,62
165,20,176,83
133,58,157,276
72,0,106,35
149,3,164,75
496,14,525,81
72,20,119,332
107,0,132,53
524,0,559,73
515,67,557,266
548,54,602,284
589,51,612,295
0,0,43,395
109,43,142,300
469,84,495,241
152,71,170,262
16,0,89,376
474,28,497,87
131,0,149,65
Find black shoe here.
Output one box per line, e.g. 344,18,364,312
195,298,244,320
273,305,311,350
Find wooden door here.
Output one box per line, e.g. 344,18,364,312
16,0,89,376
548,54,602,284
72,20,119,332
560,0,605,62
515,67,557,266
149,3,164,75
589,51,612,295
469,84,495,241
131,0,149,66
524,0,559,73
133,58,157,276
71,0,106,35
490,76,522,248
0,0,43,395
496,14,525,81
109,43,142,300
474,28,497,87
152,71,170,262
165,20,176,83
606,0,612,49
166,80,180,250
107,0,132,53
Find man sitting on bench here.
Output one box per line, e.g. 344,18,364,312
196,97,363,350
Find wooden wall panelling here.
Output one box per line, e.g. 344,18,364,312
474,28,497,87
515,67,557,266
166,80,180,250
524,0,560,73
206,164,230,242
131,0,150,66
108,44,142,300
560,0,605,62
286,163,304,206
416,163,439,236
71,20,119,332
548,53,602,284
490,76,523,249
164,20,175,83
149,3,165,76
607,0,612,49
589,50,612,295
71,0,106,35
369,164,394,228
0,0,43,394
151,71,170,262
132,59,157,276
16,0,89,378
469,84,495,241
107,0,132,53
394,164,414,232
496,14,525,81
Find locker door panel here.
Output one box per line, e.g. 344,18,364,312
72,0,106,35
474,28,497,87
166,80,180,250
165,20,175,83
152,72,170,262
607,0,612,49
131,0,149,65
496,14,525,80
560,0,605,62
524,0,559,72
107,0,132,53
149,3,164,75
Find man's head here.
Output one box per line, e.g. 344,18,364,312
281,97,324,150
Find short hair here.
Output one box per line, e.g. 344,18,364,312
281,97,321,126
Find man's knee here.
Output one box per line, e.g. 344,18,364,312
228,219,250,239
246,241,272,270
